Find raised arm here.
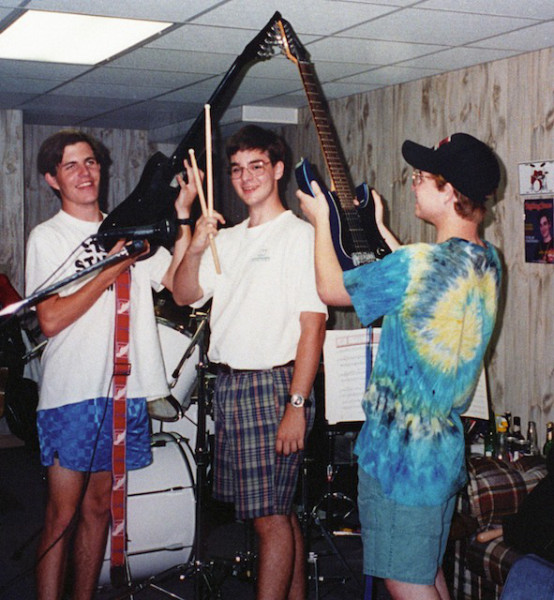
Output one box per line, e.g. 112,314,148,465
370,188,401,252
296,181,352,306
162,159,200,291
172,210,225,306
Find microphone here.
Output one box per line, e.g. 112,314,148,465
94,219,177,243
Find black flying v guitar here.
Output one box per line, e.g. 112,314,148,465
274,17,391,270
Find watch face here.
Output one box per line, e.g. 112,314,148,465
290,394,305,408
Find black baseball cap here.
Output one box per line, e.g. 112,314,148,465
402,133,500,203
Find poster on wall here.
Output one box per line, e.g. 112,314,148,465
518,160,554,196
524,198,554,264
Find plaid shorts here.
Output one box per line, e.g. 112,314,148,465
36,397,152,472
213,366,315,520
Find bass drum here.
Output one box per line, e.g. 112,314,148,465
99,432,195,585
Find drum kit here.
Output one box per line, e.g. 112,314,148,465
2,282,363,599
99,296,221,596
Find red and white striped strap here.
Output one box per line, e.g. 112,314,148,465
110,268,131,587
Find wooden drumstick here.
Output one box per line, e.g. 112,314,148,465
205,104,214,218
188,148,221,274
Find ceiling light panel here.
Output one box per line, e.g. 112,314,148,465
0,10,172,64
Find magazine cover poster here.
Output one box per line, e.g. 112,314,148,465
524,198,554,264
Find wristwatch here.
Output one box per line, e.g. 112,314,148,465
290,393,306,408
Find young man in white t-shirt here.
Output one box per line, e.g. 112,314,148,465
173,125,327,600
26,129,198,600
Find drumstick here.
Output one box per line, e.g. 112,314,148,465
205,104,213,218
188,149,221,274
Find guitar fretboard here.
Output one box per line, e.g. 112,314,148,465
298,60,371,254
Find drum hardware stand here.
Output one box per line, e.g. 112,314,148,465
114,310,223,600
298,443,363,599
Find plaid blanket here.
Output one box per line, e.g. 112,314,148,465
450,456,547,600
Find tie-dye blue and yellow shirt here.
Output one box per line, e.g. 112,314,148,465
344,238,501,506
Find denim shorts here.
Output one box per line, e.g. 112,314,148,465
37,397,152,472
358,466,456,585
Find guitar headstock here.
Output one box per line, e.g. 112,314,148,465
241,11,286,62
273,15,310,64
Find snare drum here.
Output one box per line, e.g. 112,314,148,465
148,318,200,422
99,432,195,585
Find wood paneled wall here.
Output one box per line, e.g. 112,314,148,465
0,111,24,294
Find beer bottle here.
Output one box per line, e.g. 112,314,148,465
543,422,553,458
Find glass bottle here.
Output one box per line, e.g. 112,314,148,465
512,417,524,440
495,423,509,462
509,416,525,460
504,411,512,435
543,422,553,458
527,421,539,455
484,418,496,457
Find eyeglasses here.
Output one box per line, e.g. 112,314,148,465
229,160,271,180
411,170,435,186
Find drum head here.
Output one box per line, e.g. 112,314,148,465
99,433,196,585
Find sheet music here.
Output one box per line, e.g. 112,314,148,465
323,327,489,424
461,367,489,420
323,328,379,424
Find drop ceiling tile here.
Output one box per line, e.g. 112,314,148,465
0,91,34,108
468,21,554,52
419,0,554,20
73,66,207,90
21,94,130,114
319,80,382,100
337,64,442,86
109,48,237,75
343,7,538,46
307,37,443,64
146,23,262,55
192,0,396,35
0,59,89,79
0,77,68,94
52,80,175,101
401,46,521,71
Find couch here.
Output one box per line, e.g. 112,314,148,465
447,455,547,600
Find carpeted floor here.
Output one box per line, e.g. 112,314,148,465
0,418,390,600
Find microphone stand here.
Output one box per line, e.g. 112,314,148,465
0,240,147,324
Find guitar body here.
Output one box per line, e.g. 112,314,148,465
100,152,180,246
296,158,390,270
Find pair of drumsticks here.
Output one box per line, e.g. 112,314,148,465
188,104,221,274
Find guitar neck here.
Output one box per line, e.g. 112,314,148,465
297,60,355,210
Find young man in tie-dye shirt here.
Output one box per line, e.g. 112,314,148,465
298,133,502,600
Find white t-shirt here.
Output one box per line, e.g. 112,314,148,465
193,210,327,369
25,210,172,411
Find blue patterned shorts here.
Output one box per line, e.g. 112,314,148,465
36,397,152,472
213,366,315,520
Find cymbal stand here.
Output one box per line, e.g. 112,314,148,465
299,434,363,599
114,310,221,600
